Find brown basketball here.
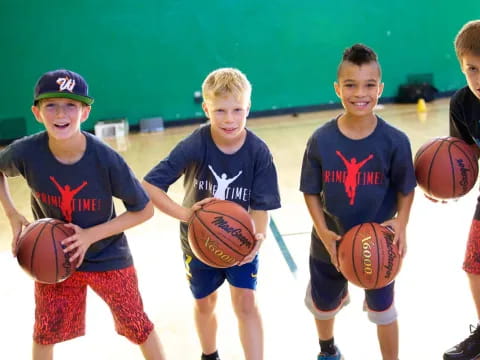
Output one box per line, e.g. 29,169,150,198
414,136,478,200
338,222,401,289
188,199,256,268
16,218,76,284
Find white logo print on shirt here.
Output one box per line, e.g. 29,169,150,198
56,77,76,92
208,165,242,200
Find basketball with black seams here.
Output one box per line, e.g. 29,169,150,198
338,222,402,289
16,218,76,283
188,199,256,268
414,136,478,200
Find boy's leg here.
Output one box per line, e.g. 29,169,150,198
465,218,480,319
468,271,480,318
139,330,166,360
194,291,219,356
376,320,399,360
305,256,348,359
315,318,335,341
444,218,480,359
184,254,226,358
33,273,88,355
32,343,53,360
365,282,398,360
88,266,164,359
230,286,263,360
224,255,262,359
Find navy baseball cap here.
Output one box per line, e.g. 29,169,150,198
33,69,94,105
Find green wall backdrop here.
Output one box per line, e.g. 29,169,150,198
0,1,478,139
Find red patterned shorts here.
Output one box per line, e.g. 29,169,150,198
34,266,154,345
464,219,480,274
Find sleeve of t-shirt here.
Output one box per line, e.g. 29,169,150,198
143,136,195,192
299,132,323,194
0,140,24,177
450,92,475,144
250,146,281,211
108,150,149,212
390,133,417,195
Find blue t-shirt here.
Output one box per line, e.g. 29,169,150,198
144,124,281,256
300,116,416,261
0,131,149,271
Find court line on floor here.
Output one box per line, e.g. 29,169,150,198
269,217,298,277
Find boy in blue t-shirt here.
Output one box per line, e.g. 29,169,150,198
0,69,166,359
300,44,416,360
143,67,281,360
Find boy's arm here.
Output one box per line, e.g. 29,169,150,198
62,201,154,267
304,193,341,269
249,209,268,237
0,172,30,254
142,180,194,223
238,209,268,265
382,190,415,257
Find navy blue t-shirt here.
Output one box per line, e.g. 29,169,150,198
144,124,281,256
450,86,480,146
0,131,149,271
300,116,416,262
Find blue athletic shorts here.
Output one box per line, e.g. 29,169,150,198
184,254,259,299
309,256,394,312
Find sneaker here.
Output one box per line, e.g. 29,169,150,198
318,345,343,360
201,352,220,360
444,324,480,359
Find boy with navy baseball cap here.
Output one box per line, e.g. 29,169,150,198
0,69,167,359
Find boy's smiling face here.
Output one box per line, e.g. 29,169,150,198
31,98,90,141
202,93,250,146
461,52,480,100
334,61,384,118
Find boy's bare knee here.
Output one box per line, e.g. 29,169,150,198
232,290,258,317
195,293,218,314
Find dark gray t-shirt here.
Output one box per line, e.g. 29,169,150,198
144,124,281,256
300,116,416,262
0,131,149,271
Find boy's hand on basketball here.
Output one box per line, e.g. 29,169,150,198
187,197,216,222
381,219,408,257
320,230,341,271
238,233,264,266
61,223,93,268
192,197,216,211
7,212,30,256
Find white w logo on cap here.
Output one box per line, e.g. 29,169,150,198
56,77,76,92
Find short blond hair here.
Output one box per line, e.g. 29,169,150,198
202,68,252,103
455,20,480,61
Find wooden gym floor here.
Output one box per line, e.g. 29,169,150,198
0,98,477,359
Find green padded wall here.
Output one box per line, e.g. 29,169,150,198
0,1,477,139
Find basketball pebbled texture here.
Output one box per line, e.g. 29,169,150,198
338,222,401,289
414,136,478,200
188,199,256,268
17,218,76,284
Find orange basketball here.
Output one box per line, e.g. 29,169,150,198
414,136,478,200
188,199,256,268
17,218,75,284
338,222,401,289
